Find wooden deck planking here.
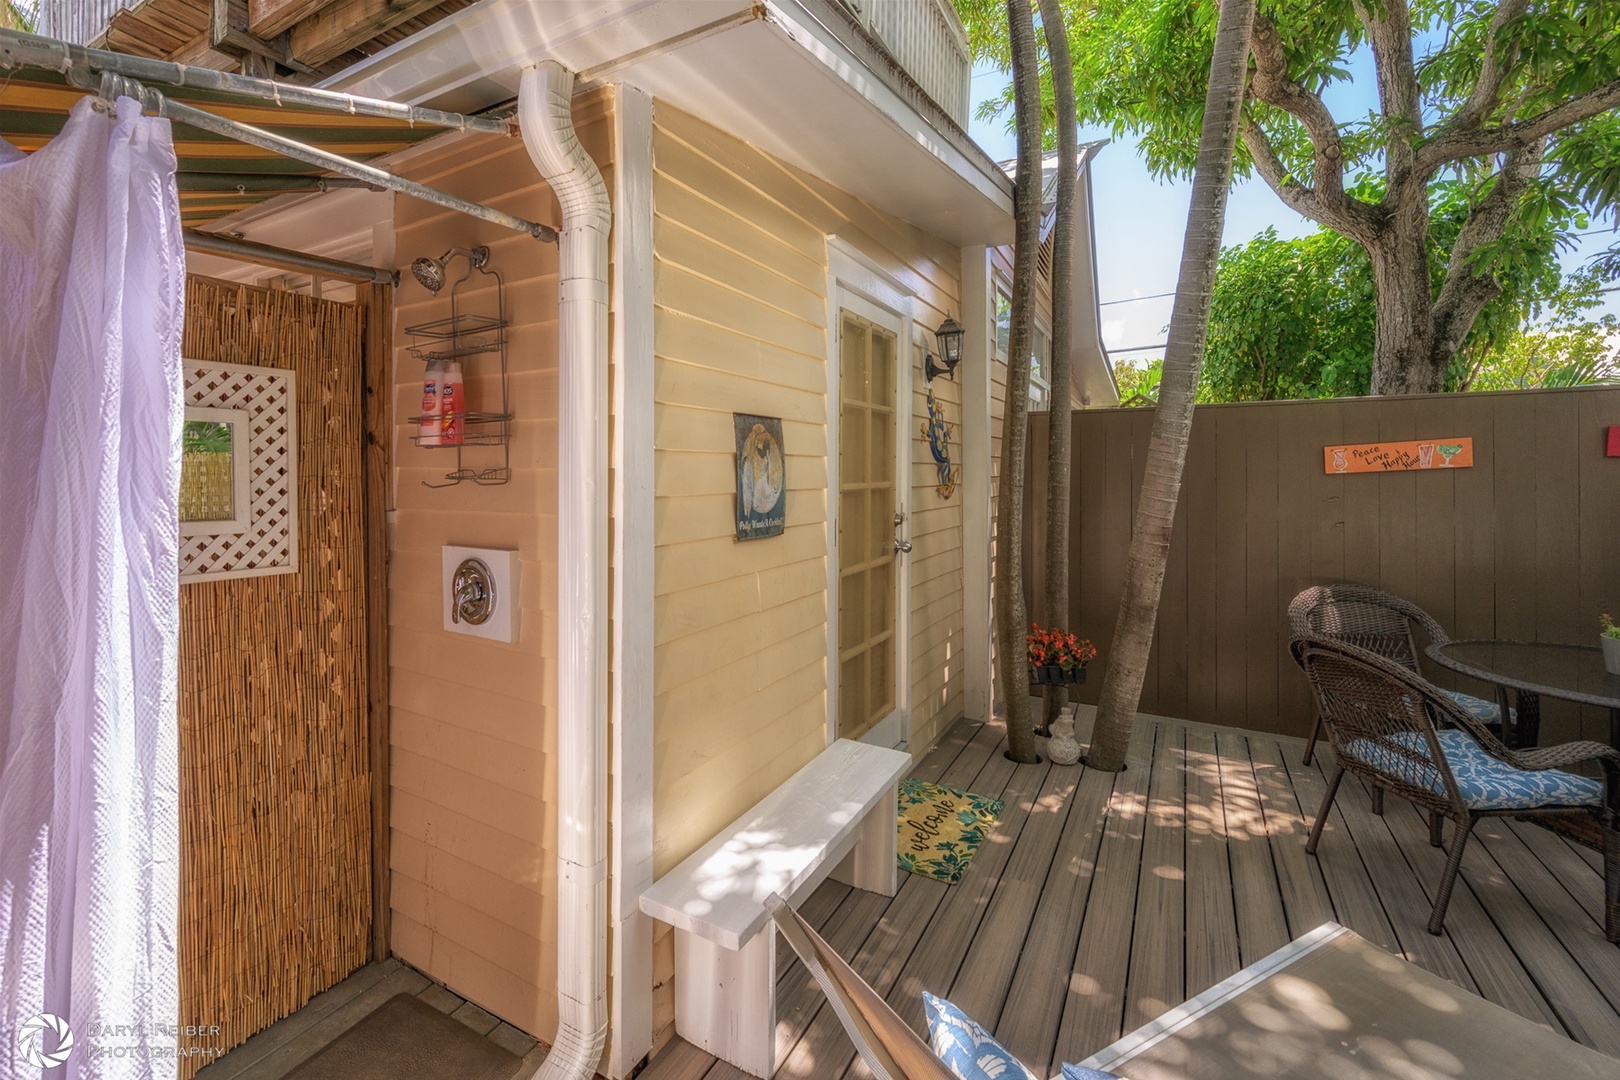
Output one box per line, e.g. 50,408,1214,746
1469,817,1620,1014
1312,769,1480,993
1505,814,1610,925
1245,735,1335,939
1180,727,1239,1000
1049,721,1156,1061
1212,729,1291,965
830,722,1033,1080
642,713,1620,1080
1446,823,1620,1055
861,746,1047,1048
1284,750,1405,954
1123,721,1185,1033
993,761,1115,1079
1377,791,1567,1031
774,719,1007,1080
946,763,1081,1030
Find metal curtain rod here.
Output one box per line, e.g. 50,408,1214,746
88,71,558,243
0,27,510,136
183,229,399,285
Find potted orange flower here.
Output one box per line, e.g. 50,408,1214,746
1027,624,1097,686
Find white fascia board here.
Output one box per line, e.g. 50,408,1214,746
1070,159,1120,406
318,0,755,105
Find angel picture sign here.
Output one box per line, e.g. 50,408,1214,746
734,413,786,540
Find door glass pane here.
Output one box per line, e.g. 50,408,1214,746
840,489,864,564
840,569,865,650
872,330,894,406
845,407,867,482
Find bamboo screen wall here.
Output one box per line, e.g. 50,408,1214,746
177,277,372,1075
1025,386,1620,745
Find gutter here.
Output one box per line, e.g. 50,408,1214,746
516,61,612,1080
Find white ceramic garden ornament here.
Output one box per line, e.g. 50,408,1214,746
1046,707,1082,766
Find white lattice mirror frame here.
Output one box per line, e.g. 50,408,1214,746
180,360,298,583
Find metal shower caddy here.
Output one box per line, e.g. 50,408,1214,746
406,246,512,487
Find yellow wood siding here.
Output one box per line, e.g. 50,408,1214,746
648,102,971,1048
387,90,614,1044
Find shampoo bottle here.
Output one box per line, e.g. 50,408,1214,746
418,359,443,446
439,359,465,446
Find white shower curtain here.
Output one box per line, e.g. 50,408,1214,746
0,95,184,1080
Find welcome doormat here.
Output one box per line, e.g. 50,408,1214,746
896,777,1004,885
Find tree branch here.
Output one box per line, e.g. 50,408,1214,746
1415,77,1620,179
1429,140,1547,363
1241,120,1382,244
1248,15,1352,214
1449,0,1531,133
1354,0,1424,201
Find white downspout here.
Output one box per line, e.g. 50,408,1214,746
518,61,611,1080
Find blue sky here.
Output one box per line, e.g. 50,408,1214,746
967,53,1620,368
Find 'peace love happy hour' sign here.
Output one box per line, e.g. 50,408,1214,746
1324,438,1473,474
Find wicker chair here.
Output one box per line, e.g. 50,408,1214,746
1291,636,1620,941
1288,585,1508,765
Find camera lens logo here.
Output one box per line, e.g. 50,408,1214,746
18,1013,74,1069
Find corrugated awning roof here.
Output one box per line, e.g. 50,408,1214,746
0,67,444,228
93,0,476,80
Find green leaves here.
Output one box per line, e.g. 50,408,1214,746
1199,227,1377,402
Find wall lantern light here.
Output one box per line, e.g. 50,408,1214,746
925,314,966,382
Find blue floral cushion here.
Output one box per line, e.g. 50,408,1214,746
922,992,1037,1080
1344,729,1602,811
1440,688,1514,726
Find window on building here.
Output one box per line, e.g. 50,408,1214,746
1028,325,1051,411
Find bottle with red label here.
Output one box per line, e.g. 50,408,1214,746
418,359,443,446
438,359,465,446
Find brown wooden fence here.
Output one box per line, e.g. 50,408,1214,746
1025,385,1620,743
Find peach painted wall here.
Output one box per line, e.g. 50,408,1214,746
386,88,614,1044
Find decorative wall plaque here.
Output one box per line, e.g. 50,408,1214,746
734,413,786,540
181,360,298,582
1324,438,1473,474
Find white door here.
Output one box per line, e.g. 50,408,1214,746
832,291,909,749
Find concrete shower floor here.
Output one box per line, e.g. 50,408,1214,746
193,957,547,1080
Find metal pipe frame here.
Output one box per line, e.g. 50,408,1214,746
0,27,509,135
177,173,381,192
182,228,398,285
99,75,558,242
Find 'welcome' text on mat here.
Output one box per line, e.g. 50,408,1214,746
896,777,1004,885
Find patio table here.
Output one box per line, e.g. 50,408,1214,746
1425,639,1620,750
1073,922,1618,1079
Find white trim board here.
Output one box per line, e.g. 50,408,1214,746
958,246,993,720
608,80,656,1080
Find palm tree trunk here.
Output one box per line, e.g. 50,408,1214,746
1038,0,1077,734
996,0,1044,764
1086,0,1257,771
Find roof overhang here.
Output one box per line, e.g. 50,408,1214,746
320,0,1014,246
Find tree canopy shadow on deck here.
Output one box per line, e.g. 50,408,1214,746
642,708,1620,1080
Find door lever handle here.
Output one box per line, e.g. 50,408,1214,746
894,538,912,554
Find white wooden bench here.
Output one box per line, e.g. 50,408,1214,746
639,738,912,1078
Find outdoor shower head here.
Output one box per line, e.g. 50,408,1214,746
411,246,490,294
